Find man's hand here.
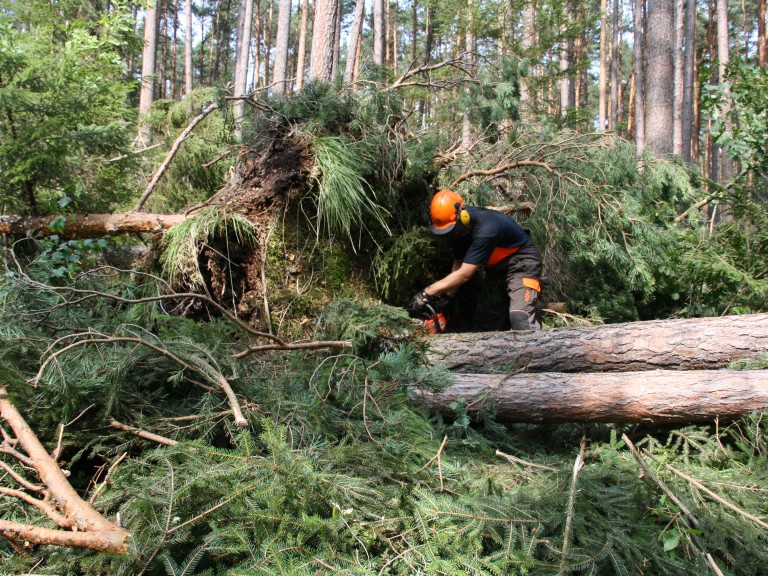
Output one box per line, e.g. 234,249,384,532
409,291,434,313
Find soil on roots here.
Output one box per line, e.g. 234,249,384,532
184,129,315,327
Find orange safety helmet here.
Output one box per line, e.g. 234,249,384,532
429,189,464,235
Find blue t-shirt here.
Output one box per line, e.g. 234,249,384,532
452,207,529,266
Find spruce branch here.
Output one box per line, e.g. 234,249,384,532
33,332,249,427
8,255,352,355
622,434,699,527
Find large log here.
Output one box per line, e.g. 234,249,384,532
0,213,187,239
415,369,768,423
427,313,768,373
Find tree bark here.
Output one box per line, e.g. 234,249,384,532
426,314,768,373
344,0,365,83
185,0,193,95
272,0,292,94
759,0,767,67
673,0,684,155
138,0,160,143
0,213,186,239
415,369,768,423
633,0,645,153
610,0,620,129
295,0,310,90
717,0,733,181
309,0,339,80
373,0,385,66
682,0,696,162
234,0,254,141
646,0,675,157
599,0,608,131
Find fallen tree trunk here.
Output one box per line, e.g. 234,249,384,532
414,369,768,423
427,313,768,373
0,212,186,240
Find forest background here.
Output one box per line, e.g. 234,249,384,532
1,0,768,574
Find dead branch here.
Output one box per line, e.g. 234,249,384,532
135,102,220,212
643,449,768,530
419,435,449,492
622,434,699,527
231,340,352,359
89,452,128,505
451,160,582,189
109,420,178,446
495,450,558,472
0,386,129,553
388,52,475,90
558,435,586,576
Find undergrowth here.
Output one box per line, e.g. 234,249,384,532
1,255,767,575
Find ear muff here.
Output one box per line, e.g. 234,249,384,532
453,202,471,226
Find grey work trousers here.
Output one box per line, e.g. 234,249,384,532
471,238,542,332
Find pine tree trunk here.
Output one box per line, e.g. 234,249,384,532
185,0,193,95
673,0,684,155
309,0,338,80
646,0,674,157
344,0,365,83
295,0,309,90
234,0,254,140
717,0,733,181
599,0,608,131
138,0,159,142
415,369,768,423
273,0,292,93
611,0,620,129
373,0,385,66
759,0,767,67
682,0,696,162
633,0,645,153
426,314,768,374
519,1,536,120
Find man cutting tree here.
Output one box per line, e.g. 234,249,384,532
412,189,543,332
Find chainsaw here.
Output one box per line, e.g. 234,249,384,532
408,296,450,334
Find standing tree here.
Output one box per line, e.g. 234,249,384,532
633,0,646,153
682,0,696,162
599,0,608,131
233,0,254,140
373,0,386,67
645,0,675,157
185,0,194,95
611,0,620,129
138,0,160,144
344,0,365,84
717,0,733,181
273,0,293,94
309,0,338,80
295,0,310,89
